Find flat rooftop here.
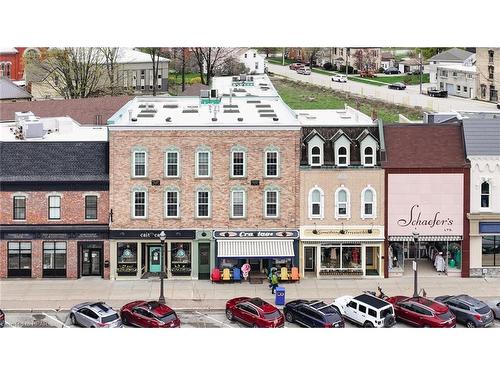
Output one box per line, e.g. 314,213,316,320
107,95,300,128
296,106,375,126
211,74,278,97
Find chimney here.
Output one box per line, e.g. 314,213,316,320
128,109,133,122
371,110,377,121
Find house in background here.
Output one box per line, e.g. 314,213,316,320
381,52,395,70
331,48,382,71
0,77,32,102
0,47,45,81
398,58,424,74
476,48,500,103
238,48,266,74
436,64,477,98
428,48,475,84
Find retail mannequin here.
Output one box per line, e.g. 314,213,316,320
435,252,446,272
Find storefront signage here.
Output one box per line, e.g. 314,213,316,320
479,222,500,234
110,230,196,240
40,233,68,240
74,232,106,240
213,230,299,239
2,233,35,240
388,174,463,236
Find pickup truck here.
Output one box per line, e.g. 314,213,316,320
427,88,448,98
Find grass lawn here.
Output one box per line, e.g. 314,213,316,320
348,76,386,86
351,73,430,86
270,77,423,123
267,57,295,66
169,72,201,84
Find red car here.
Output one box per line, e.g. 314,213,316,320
225,297,284,328
289,62,304,70
120,300,180,328
386,296,456,328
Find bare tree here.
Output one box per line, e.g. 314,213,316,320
191,47,238,86
100,47,119,95
353,49,377,71
139,47,163,96
305,48,321,67
33,47,104,99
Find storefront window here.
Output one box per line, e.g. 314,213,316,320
8,242,32,273
320,245,362,276
171,242,191,276
43,241,67,277
482,236,500,267
342,247,362,268
321,246,340,269
388,242,404,270
117,242,138,276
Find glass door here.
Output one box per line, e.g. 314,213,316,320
198,243,211,280
304,246,315,271
80,243,103,277
148,245,162,273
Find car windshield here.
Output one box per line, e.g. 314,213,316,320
380,306,393,318
476,306,490,315
318,305,338,314
263,311,281,320
158,312,177,323
438,311,453,321
101,313,119,323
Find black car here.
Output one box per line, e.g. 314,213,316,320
388,82,406,90
284,299,344,328
384,67,400,74
427,88,448,97
0,308,5,328
435,295,494,328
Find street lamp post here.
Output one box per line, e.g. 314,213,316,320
412,232,419,297
158,230,167,304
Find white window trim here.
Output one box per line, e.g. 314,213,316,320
231,150,246,178
196,190,211,218
264,150,279,178
335,146,350,167
308,186,324,220
132,190,148,219
133,150,147,178
165,190,180,218
310,146,323,167
165,150,180,178
480,180,491,211
361,186,377,219
362,146,376,167
335,186,351,220
48,195,62,220
264,190,279,218
231,190,246,219
196,150,211,178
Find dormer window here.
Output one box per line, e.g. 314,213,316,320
481,181,490,208
364,146,374,166
337,147,348,166
311,146,322,166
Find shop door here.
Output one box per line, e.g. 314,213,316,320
81,249,102,276
148,245,162,273
304,247,315,271
198,243,211,280
365,247,379,276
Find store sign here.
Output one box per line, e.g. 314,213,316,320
213,230,299,239
388,174,463,236
40,233,68,240
3,233,34,240
74,232,105,240
302,228,382,239
110,230,196,240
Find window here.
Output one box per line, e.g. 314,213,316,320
231,190,246,218
368,309,377,318
171,242,192,276
43,241,67,277
457,85,461,91
359,305,367,314
133,191,147,218
337,146,348,166
165,190,179,218
165,151,179,177
197,191,210,218
265,151,279,177
149,70,153,89
481,84,487,98
253,53,257,58
231,151,245,177
309,188,323,218
13,196,26,220
335,188,350,218
196,150,211,178
244,53,247,58
364,146,374,166
48,195,61,220
362,188,376,218
85,195,98,220
311,146,322,166
482,236,500,267
481,181,490,208
489,66,494,80
488,49,494,63
157,69,162,89
117,242,138,276
265,190,279,218
464,86,468,92
123,71,128,87
255,62,259,70
133,151,147,177
8,242,31,277
452,71,457,77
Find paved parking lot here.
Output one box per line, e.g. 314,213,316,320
3,309,499,329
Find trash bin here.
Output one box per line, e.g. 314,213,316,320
449,258,456,268
275,287,285,306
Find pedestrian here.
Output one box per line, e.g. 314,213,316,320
270,271,279,294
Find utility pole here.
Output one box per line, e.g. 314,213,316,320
282,47,285,66
345,48,349,82
419,52,423,94
412,232,419,298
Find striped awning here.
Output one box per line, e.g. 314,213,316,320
389,236,462,242
217,240,295,258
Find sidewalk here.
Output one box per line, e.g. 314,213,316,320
2,275,500,311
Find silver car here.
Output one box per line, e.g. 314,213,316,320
70,302,122,328
435,294,494,328
485,298,500,319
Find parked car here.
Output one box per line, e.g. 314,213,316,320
297,66,311,75
388,82,406,90
359,70,376,78
225,297,284,328
386,296,456,328
284,299,344,328
384,67,400,74
69,301,122,328
332,293,396,328
289,62,304,70
496,101,500,109
427,87,448,97
120,300,180,328
331,74,347,83
407,69,423,75
435,295,495,328
0,308,4,328
485,298,500,319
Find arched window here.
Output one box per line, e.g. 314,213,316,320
311,146,322,166
0,63,4,77
5,62,11,78
364,146,374,166
335,187,351,219
337,146,348,166
309,187,324,219
481,181,490,208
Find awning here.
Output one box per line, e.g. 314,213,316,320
301,239,384,244
389,236,462,242
217,240,295,258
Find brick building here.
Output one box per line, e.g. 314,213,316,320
107,93,301,280
0,47,44,81
476,48,500,103
0,114,110,279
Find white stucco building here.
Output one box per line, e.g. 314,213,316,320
238,48,266,74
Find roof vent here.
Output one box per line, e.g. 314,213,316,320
273,117,279,121
166,117,172,122
237,117,243,122
131,118,137,122
256,104,271,108
247,100,261,104
163,104,178,108
224,109,240,113
212,117,217,122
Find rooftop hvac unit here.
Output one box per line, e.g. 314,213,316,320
200,90,210,99
15,111,35,124
23,120,44,139
239,74,246,81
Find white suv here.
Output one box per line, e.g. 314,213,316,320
332,294,396,328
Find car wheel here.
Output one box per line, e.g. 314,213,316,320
121,313,128,326
69,313,78,326
466,320,476,328
363,321,374,328
285,312,294,323
225,309,234,321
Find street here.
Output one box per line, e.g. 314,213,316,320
267,63,498,113
3,308,499,329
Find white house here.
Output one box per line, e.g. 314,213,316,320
238,48,266,74
428,48,475,84
436,64,477,98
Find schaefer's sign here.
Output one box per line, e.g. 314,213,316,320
213,230,299,239
388,174,463,236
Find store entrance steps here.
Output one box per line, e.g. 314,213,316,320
141,272,166,279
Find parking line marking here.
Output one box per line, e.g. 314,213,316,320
43,313,70,328
194,311,233,328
